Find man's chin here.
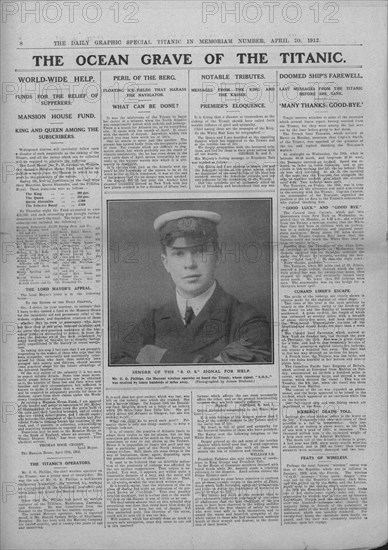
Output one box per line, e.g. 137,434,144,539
183,281,202,292
179,279,212,297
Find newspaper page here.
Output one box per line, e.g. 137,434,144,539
1,1,387,549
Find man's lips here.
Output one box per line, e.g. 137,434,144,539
184,274,201,279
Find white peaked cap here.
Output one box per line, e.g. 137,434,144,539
154,210,221,231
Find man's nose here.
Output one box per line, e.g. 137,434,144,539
184,252,197,268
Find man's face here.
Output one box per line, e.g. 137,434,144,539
161,243,219,299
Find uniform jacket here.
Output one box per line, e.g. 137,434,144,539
113,282,272,364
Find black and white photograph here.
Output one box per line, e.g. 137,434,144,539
108,198,273,365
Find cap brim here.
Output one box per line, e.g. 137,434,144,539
165,236,218,249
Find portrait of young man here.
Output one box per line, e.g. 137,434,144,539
108,199,273,365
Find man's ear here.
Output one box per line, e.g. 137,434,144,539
161,253,169,273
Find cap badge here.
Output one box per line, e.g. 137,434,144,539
177,218,198,231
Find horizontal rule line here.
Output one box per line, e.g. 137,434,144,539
15,65,363,72
107,385,278,391
105,190,276,194
17,44,363,50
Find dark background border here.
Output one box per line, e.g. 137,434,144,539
107,198,273,365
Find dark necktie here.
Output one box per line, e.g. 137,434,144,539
184,306,195,326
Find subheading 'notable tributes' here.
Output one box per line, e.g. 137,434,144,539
113,210,272,364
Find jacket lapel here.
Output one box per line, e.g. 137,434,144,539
154,282,231,353
182,282,230,352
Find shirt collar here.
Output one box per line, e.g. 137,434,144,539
176,281,216,322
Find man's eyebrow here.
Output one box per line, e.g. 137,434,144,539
172,246,202,251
